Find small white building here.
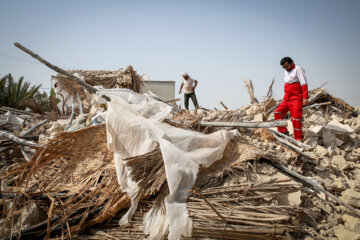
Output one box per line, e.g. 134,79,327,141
141,80,175,101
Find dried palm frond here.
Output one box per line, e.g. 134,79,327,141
243,78,258,104
53,67,144,100
1,125,130,239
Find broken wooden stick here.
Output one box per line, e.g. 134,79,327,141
1,106,35,116
271,133,319,164
0,130,42,148
243,78,258,104
167,119,288,128
128,65,139,93
20,119,48,137
220,101,228,110
266,160,360,218
165,98,180,103
265,78,275,99
268,128,310,150
197,120,288,128
14,42,111,101
194,188,227,223
303,101,332,110
0,119,46,154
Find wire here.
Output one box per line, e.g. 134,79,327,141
0,51,41,64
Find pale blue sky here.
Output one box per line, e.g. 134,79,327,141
1,0,359,109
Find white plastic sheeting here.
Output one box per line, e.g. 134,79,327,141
0,111,24,131
98,89,237,240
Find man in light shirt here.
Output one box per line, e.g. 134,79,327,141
274,57,309,141
178,72,199,110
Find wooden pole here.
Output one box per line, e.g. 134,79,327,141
220,101,228,110
271,134,319,163
268,128,310,150
20,119,48,137
129,65,138,93
197,120,287,128
14,42,111,101
303,101,332,110
167,119,288,128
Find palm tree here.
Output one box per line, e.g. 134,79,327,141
0,75,8,105
0,74,42,109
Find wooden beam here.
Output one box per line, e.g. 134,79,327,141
128,65,138,93
271,133,319,163
167,119,288,128
220,101,228,110
303,101,332,110
0,130,42,148
268,128,310,150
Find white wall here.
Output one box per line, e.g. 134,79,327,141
141,81,175,101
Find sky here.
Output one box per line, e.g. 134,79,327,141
1,0,360,110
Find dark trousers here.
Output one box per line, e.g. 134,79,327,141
184,92,199,110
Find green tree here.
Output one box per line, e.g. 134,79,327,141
33,90,50,112
0,74,41,109
0,75,7,105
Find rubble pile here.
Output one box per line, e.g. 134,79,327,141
1,82,360,240
53,66,143,101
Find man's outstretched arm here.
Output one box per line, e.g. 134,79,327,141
179,83,184,94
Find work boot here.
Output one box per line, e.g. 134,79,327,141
281,131,290,136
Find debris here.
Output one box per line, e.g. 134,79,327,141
342,213,360,233
267,160,360,218
340,189,360,208
0,111,24,131
1,48,360,240
332,155,352,171
243,78,258,104
325,119,354,134
168,119,288,128
333,224,359,240
220,101,228,110
0,130,41,148
0,106,35,116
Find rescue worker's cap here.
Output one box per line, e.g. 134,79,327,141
181,72,188,77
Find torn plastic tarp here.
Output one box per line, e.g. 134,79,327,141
0,111,25,131
98,89,238,240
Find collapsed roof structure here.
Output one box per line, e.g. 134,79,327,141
1,43,360,240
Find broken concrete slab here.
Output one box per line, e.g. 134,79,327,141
333,224,360,240
14,203,44,230
328,178,346,192
331,115,344,123
277,191,302,206
322,131,344,148
252,113,264,122
308,125,323,136
304,138,318,148
315,145,328,156
340,189,360,208
308,112,327,125
325,119,354,134
342,213,360,233
332,155,352,171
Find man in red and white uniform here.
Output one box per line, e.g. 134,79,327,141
274,57,309,141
